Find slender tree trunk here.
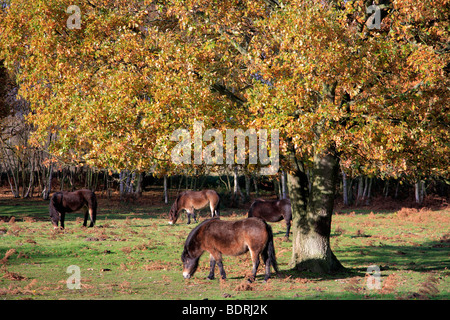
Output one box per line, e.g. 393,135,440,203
42,161,53,200
24,152,35,198
383,179,389,198
253,174,259,198
177,175,184,194
135,171,144,198
281,171,287,199
119,170,125,199
415,179,425,204
163,174,168,204
275,175,281,199
287,145,344,273
356,175,364,205
342,169,349,206
231,166,242,207
362,176,369,202
394,179,400,199
365,177,373,205
244,174,251,202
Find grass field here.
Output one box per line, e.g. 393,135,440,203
0,194,449,300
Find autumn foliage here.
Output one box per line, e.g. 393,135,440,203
0,0,447,179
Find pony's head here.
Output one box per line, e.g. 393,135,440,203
49,193,63,229
181,247,199,279
180,219,209,278
168,197,180,224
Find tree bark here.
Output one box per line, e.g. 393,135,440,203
287,145,344,273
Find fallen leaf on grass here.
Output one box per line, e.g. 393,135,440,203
3,270,27,281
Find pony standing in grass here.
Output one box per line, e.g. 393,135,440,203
181,217,279,282
49,189,97,229
248,198,292,239
168,190,220,225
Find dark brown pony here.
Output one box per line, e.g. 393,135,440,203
248,198,292,239
168,190,220,225
49,189,97,229
181,217,279,282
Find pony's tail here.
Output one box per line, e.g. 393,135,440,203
262,222,279,276
90,191,98,224
215,195,221,217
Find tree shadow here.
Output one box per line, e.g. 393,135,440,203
276,265,366,282
272,237,449,282
336,240,450,273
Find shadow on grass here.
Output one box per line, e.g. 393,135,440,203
336,240,450,273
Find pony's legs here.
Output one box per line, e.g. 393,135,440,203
60,212,66,229
207,254,216,280
285,219,291,239
217,260,226,279
83,206,89,227
88,207,96,227
187,213,197,224
209,252,226,279
210,202,220,217
249,250,260,283
186,207,197,224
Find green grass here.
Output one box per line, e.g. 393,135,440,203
1,197,449,300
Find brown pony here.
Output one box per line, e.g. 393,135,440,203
49,189,97,229
168,190,220,225
181,217,279,282
248,198,292,239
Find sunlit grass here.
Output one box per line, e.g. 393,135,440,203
1,197,449,299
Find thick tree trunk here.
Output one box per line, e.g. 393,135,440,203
287,146,344,273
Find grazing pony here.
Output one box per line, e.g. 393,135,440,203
181,217,279,282
248,198,292,239
168,190,220,225
49,189,97,229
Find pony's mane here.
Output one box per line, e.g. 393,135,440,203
171,192,187,211
182,218,216,258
